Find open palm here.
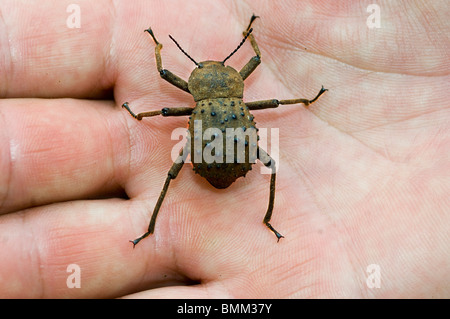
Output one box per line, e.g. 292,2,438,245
0,1,448,298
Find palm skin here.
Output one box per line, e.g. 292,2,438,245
0,1,448,298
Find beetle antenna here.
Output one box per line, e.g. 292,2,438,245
222,28,253,64
169,35,199,67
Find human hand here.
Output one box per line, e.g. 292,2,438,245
0,0,448,298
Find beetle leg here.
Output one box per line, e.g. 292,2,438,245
239,15,261,81
122,102,193,120
130,146,188,247
144,28,191,94
258,148,284,242
246,86,327,110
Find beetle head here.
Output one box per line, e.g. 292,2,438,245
188,61,244,101
169,29,254,101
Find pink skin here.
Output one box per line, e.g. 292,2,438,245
0,0,448,298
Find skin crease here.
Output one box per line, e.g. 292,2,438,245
0,0,448,298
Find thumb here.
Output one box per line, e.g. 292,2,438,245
121,283,231,298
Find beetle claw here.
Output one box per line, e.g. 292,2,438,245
265,222,284,242
276,233,285,243
129,239,138,248
130,231,152,248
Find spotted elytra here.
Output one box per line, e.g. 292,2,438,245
122,15,327,247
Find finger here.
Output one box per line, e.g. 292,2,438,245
0,198,180,298
0,1,116,98
0,98,130,214
0,1,171,100
0,188,259,298
0,1,198,101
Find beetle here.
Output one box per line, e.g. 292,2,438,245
122,15,327,246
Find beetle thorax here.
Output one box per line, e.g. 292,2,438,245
188,61,244,102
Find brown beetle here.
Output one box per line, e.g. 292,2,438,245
122,15,327,246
